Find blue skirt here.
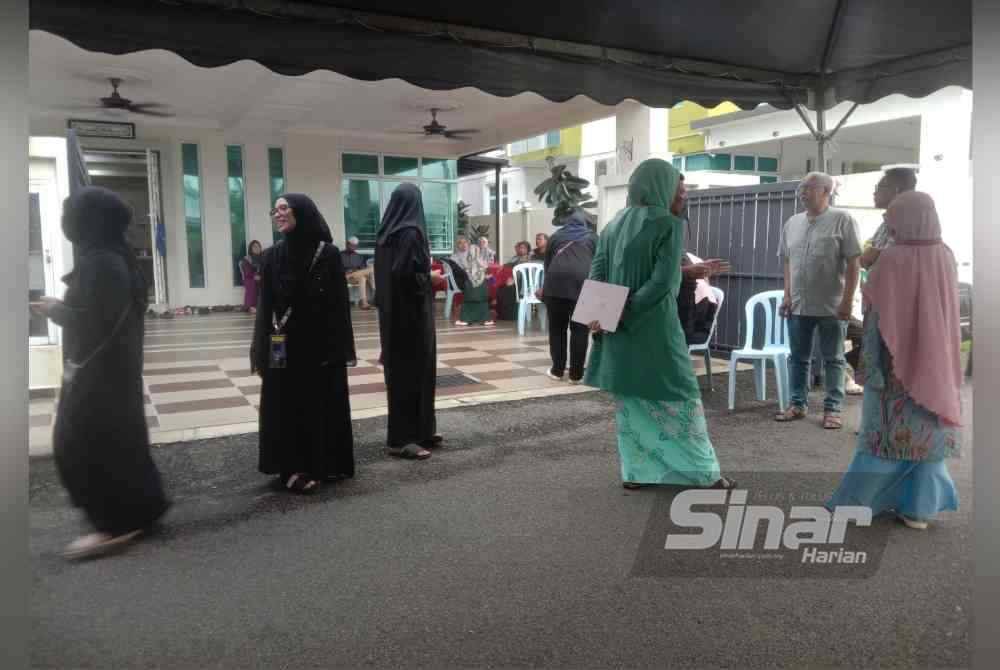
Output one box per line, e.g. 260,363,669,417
827,450,959,522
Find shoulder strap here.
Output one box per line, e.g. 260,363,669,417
273,242,326,333
76,301,133,368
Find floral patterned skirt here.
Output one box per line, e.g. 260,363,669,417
613,395,721,486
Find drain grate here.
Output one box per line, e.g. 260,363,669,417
435,372,482,388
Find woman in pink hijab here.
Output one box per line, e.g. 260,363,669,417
827,191,962,530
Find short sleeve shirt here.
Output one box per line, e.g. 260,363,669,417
779,206,862,317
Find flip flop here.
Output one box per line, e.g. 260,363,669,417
419,434,444,449
775,406,807,422
708,477,738,490
387,444,432,460
285,473,320,493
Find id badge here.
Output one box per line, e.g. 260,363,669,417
269,334,288,369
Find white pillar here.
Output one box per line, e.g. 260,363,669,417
918,89,973,278
614,101,670,180
0,1,29,667
973,1,1000,666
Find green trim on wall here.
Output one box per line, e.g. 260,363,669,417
181,143,205,289
268,147,285,243
226,145,247,285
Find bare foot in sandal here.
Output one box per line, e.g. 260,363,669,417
285,473,320,493
822,413,843,429
387,444,432,460
775,406,807,422
63,530,143,560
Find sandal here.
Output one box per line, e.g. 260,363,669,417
822,413,843,430
484,321,496,327
63,530,143,560
774,406,807,422
708,477,738,490
419,434,444,449
387,444,432,460
623,482,644,490
285,473,320,493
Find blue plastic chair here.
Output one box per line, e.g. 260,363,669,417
727,289,790,411
513,262,546,336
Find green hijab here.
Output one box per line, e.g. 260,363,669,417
626,158,680,214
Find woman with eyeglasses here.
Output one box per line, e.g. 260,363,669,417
251,195,357,493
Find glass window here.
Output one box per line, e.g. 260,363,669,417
710,153,732,170
672,157,683,170
384,156,420,177
227,146,247,285
546,130,561,147
422,181,456,254
761,175,779,184
343,179,381,250
342,153,379,175
182,143,205,288
268,147,286,244
421,158,457,180
757,157,779,172
685,153,712,171
734,155,755,171
487,181,509,216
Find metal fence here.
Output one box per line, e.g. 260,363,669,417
685,181,802,351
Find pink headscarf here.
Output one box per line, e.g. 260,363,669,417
862,191,962,426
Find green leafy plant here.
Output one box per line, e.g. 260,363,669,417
533,156,598,226
457,200,491,243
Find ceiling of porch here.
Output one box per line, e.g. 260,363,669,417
28,31,616,157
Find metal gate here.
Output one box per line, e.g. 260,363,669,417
684,181,802,351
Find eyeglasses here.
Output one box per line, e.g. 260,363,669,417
270,204,291,217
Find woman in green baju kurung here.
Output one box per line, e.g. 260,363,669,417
452,236,494,326
584,159,735,490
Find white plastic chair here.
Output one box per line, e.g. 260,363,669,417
442,264,463,321
513,262,546,336
687,286,724,391
727,289,790,411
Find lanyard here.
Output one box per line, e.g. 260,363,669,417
272,242,325,334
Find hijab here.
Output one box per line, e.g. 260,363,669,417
862,191,962,425
61,186,146,309
555,209,592,244
245,240,264,273
377,183,427,246
604,158,682,269
274,193,333,302
452,240,487,288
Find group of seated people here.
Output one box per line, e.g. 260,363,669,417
429,234,550,322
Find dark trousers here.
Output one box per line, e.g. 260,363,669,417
545,296,588,380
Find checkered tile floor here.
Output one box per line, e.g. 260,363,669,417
29,303,743,454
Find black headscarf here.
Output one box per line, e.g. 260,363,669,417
376,183,427,245
245,240,264,273
273,193,333,303
61,186,146,309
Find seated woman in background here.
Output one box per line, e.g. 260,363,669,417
496,241,534,320
677,252,729,345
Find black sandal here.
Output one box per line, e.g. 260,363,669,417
623,482,645,490
419,435,444,449
387,444,432,460
708,477,738,490
285,473,320,494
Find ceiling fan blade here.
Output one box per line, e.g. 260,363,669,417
129,102,167,109
387,130,432,135
443,129,480,135
129,107,174,117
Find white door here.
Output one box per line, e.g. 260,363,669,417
28,181,61,345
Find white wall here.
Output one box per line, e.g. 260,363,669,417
614,101,670,178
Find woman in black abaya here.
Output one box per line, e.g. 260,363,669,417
33,187,169,560
374,184,440,460
252,194,357,492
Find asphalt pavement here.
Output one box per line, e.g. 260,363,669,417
30,371,973,669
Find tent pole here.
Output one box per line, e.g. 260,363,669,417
495,163,502,250
817,101,827,172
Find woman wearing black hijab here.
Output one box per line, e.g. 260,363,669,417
32,186,169,560
374,184,440,460
251,194,357,492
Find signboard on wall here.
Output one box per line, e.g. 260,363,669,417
67,119,136,140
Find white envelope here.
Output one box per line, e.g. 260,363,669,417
571,279,630,333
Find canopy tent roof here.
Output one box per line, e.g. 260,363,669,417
30,0,970,111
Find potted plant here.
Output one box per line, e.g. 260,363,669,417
533,156,598,226
457,199,491,244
